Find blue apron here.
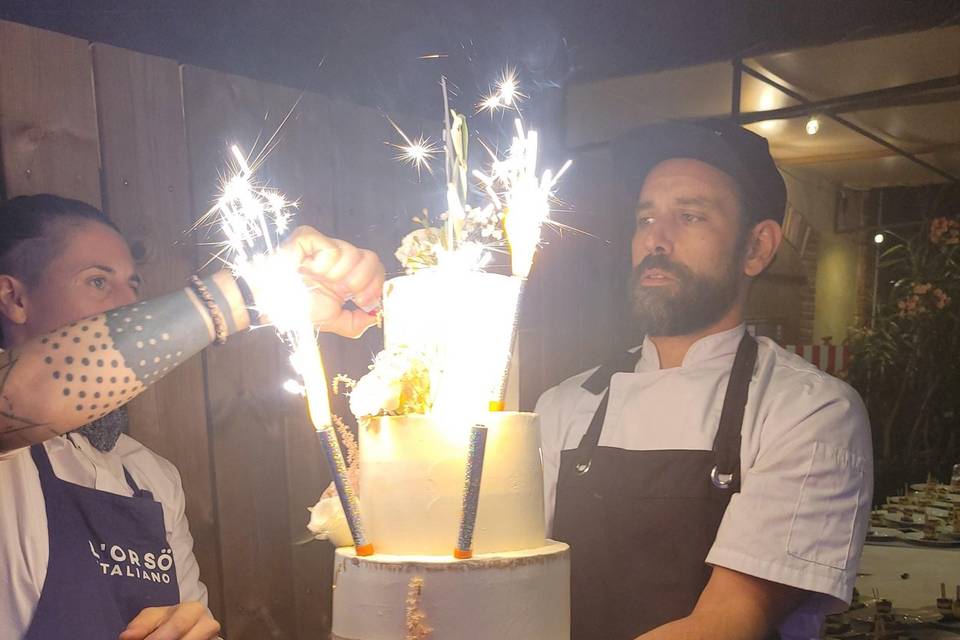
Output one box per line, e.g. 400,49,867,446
25,442,180,639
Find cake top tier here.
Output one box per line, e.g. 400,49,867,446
379,271,521,417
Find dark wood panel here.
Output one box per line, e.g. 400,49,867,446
182,64,301,640
91,42,224,617
0,19,100,204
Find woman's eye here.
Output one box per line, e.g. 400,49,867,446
89,277,107,290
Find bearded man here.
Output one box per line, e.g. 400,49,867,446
536,121,872,640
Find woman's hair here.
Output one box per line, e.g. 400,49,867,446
0,194,119,287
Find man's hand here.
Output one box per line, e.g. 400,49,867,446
119,601,220,640
282,225,385,338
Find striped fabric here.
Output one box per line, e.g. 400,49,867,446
783,344,850,376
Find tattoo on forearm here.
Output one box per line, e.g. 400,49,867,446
0,352,45,428
0,278,226,450
103,290,211,386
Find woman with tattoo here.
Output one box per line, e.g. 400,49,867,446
0,194,385,640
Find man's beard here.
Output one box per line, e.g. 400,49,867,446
629,253,741,337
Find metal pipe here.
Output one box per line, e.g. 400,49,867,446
739,64,959,183
736,74,960,125
731,58,742,116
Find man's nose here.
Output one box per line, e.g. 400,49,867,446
642,219,674,255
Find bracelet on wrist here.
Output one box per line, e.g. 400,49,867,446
233,274,261,326
188,275,229,345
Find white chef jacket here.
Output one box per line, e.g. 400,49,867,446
0,432,208,637
535,324,873,640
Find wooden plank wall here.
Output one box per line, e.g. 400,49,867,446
0,20,101,205
90,42,224,616
0,19,433,639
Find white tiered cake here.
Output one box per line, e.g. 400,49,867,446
330,273,570,640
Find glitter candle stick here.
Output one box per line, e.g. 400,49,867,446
490,275,524,410
317,423,374,556
298,337,373,557
454,424,489,559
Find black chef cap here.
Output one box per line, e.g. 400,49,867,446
612,120,787,226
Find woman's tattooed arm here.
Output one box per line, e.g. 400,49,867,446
0,271,249,453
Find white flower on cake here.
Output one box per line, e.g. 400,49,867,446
307,488,353,547
349,369,403,417
347,347,434,418
395,225,442,275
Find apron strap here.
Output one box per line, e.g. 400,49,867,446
29,443,57,481
573,347,644,474
122,467,145,495
710,333,758,493
573,333,758,486
30,439,148,497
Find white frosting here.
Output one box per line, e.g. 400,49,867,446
360,412,546,555
331,542,570,640
383,272,521,415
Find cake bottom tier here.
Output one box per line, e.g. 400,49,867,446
331,541,570,640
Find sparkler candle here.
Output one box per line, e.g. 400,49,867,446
212,144,372,556
454,424,489,559
475,120,572,406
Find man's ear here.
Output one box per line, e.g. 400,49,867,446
0,274,29,327
743,220,783,277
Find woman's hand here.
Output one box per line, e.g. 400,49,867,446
119,601,220,640
266,225,385,338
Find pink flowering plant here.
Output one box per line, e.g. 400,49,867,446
845,215,959,495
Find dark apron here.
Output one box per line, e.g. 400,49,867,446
554,333,758,640
25,442,180,639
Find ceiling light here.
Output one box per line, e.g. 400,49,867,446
805,115,821,136
874,233,885,245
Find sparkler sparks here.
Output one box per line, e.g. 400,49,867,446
477,68,526,115
475,119,572,279
385,115,439,179
380,69,572,412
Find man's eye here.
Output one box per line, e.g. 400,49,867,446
680,212,704,223
636,216,655,227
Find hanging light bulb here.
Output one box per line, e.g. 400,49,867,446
805,115,821,136
873,232,885,245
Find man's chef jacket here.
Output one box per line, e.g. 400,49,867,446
536,325,873,639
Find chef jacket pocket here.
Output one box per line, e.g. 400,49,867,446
786,441,865,570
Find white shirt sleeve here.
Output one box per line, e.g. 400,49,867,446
706,375,873,609
0,447,47,639
150,456,209,608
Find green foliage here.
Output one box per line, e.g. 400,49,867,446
844,216,959,500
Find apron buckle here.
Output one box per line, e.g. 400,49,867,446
575,460,591,475
710,465,734,489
